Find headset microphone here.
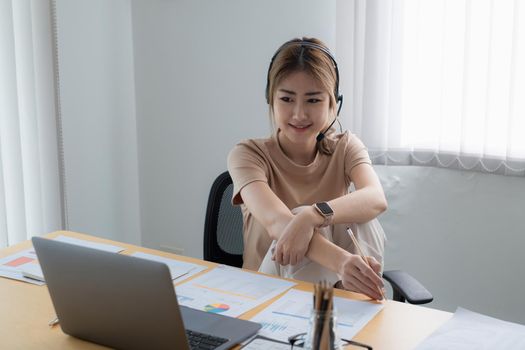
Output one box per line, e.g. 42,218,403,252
316,94,344,142
316,118,337,142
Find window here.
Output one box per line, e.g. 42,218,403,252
337,0,525,175
0,0,65,247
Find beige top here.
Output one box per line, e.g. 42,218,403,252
227,130,371,270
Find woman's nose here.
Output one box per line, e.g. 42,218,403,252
292,103,307,120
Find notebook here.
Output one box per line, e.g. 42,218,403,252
32,237,261,350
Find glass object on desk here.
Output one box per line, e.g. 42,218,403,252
304,308,342,350
288,309,374,350
287,281,374,350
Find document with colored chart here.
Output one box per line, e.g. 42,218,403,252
0,235,125,284
0,248,45,285
175,265,296,317
249,288,384,342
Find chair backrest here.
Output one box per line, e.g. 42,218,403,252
203,171,244,268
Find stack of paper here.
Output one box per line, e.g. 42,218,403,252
415,307,525,349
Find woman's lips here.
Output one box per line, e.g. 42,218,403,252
289,123,312,132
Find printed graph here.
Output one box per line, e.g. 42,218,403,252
204,303,230,313
259,321,290,332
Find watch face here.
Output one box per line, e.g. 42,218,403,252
316,202,333,215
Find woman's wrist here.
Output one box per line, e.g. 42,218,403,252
337,250,354,276
301,205,325,228
268,212,294,240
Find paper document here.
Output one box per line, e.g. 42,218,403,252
54,235,125,253
0,248,45,285
20,263,45,282
249,289,384,342
175,266,296,317
0,236,124,285
415,307,525,350
131,252,208,281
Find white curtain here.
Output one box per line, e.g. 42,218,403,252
0,0,65,248
337,0,525,176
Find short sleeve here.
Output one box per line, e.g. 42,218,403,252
227,142,269,205
344,133,372,181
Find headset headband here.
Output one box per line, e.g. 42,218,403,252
265,40,343,115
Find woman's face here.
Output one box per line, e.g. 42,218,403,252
272,70,332,150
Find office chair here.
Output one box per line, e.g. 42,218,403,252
203,171,433,305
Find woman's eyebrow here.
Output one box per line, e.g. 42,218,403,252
278,89,323,96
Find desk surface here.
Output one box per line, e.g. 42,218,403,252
0,231,452,349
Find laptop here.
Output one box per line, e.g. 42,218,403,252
32,237,261,350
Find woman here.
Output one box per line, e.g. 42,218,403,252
227,37,387,300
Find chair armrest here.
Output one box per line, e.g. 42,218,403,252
383,270,433,305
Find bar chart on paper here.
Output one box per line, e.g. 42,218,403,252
0,236,125,285
0,249,45,285
250,289,384,342
257,319,304,341
175,266,296,317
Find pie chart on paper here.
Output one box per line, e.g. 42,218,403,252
204,303,230,313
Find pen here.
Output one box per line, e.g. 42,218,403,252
348,229,388,301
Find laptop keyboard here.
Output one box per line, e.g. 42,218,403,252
186,329,229,350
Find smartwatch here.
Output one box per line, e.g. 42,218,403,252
313,202,334,228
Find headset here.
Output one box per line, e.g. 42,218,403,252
265,40,344,142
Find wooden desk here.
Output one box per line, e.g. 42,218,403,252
0,231,452,349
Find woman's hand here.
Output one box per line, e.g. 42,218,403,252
272,207,320,266
339,254,384,300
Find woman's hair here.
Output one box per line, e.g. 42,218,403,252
267,37,339,154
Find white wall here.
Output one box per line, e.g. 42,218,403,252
56,0,525,324
130,0,336,256
375,165,525,324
